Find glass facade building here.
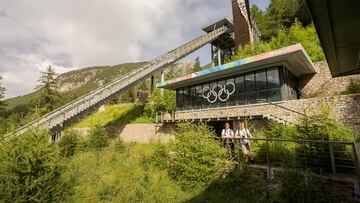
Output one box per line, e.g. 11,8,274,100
176,66,298,110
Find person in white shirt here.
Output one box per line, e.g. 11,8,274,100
221,122,234,159
235,122,254,163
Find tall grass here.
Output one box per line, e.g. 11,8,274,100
73,104,154,128
62,142,189,203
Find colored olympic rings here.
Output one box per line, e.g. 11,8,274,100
202,82,235,103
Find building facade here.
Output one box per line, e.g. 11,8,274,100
157,44,360,132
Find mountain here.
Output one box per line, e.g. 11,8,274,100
4,61,195,113
4,62,145,111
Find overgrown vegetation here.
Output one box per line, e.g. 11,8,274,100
343,79,360,95
229,21,325,63
0,118,356,202
74,103,154,128
144,89,176,116
251,0,311,41
168,123,234,192
0,129,66,202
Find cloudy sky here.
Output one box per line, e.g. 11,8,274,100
0,0,269,99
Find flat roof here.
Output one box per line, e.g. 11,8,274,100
202,18,234,33
306,0,360,77
157,44,316,90
202,18,235,50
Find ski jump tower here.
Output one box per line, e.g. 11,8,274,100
202,0,258,67
4,0,257,139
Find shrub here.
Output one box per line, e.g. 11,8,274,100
0,129,66,202
344,79,360,94
111,138,125,153
187,168,270,203
276,169,332,203
58,129,79,157
168,122,234,192
144,89,175,116
87,124,109,150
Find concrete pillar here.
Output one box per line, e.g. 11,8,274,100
150,75,155,95
217,45,221,66
211,44,215,67
160,70,165,94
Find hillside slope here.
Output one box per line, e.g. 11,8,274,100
5,62,145,110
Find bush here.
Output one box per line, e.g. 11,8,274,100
0,129,66,202
276,169,332,203
58,129,79,157
87,124,109,150
168,122,234,192
111,138,125,153
187,168,270,203
344,79,360,94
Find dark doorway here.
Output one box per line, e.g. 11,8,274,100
207,121,234,137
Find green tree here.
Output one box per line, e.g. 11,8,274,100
193,57,201,72
0,75,6,111
87,124,109,150
144,88,175,116
229,21,325,62
32,65,60,113
251,0,312,41
168,122,234,192
58,129,79,157
0,129,66,202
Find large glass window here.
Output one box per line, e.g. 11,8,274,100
189,86,196,108
209,81,218,107
183,87,189,109
175,66,291,109
226,78,236,106
255,71,267,103
217,80,226,107
195,85,203,108
245,73,256,104
176,89,183,109
235,75,246,105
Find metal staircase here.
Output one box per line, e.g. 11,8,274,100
4,26,229,139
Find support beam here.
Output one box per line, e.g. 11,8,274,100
160,70,165,93
211,44,215,67
217,45,221,66
150,75,155,95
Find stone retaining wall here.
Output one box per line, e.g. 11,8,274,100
299,61,360,98
164,94,360,132
73,123,175,143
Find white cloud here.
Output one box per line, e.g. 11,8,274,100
0,0,232,99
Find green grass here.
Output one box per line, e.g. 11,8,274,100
62,142,189,203
73,104,154,128
4,92,38,110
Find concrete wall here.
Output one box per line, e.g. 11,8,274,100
299,61,360,98
73,123,175,143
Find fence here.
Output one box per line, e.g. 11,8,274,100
218,137,360,192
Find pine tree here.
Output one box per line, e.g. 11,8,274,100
32,65,60,113
0,75,6,111
193,57,201,72
0,129,66,202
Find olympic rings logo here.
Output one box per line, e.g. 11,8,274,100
202,82,236,103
